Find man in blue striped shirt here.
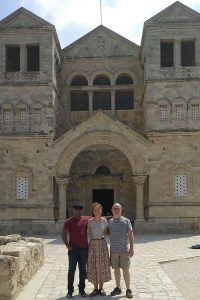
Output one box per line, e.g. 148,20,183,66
108,203,134,298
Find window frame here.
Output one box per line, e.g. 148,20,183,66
6,45,20,72
115,90,134,110
181,40,195,67
27,44,40,71
160,41,174,68
175,174,187,197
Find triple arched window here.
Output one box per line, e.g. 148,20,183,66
70,73,134,111
0,101,43,131
158,98,200,123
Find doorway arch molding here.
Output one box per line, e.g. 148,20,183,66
56,131,147,176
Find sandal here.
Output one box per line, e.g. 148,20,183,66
98,289,106,296
90,289,99,297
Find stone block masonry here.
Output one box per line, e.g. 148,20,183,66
0,234,44,300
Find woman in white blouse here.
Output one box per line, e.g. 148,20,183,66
87,202,111,296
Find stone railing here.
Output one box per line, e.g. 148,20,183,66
0,234,44,300
5,71,40,81
160,66,198,79
147,65,200,80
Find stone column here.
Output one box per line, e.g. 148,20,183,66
20,45,26,71
133,175,147,221
174,40,181,67
55,176,69,221
119,175,124,206
111,90,115,116
89,91,93,115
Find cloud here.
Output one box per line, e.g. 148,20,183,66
20,0,200,47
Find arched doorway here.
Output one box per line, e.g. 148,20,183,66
64,145,135,219
55,128,148,222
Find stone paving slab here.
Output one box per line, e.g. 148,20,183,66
162,256,200,300
15,234,200,300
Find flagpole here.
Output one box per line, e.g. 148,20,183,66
100,0,102,25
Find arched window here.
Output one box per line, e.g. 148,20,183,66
175,105,183,120
188,98,200,121
14,168,33,200
1,104,14,126
93,75,110,85
159,105,168,120
32,102,43,124
95,166,111,175
191,104,199,120
16,176,29,199
33,107,42,123
116,74,133,85
115,91,134,110
93,92,111,110
169,163,192,198
157,98,171,123
71,75,88,86
16,103,29,128
71,92,89,111
172,98,186,124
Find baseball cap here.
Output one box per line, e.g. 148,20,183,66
72,202,84,209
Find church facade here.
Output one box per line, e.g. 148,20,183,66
0,1,200,234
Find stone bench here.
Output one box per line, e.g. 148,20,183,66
0,234,44,300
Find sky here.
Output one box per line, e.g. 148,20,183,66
0,0,200,48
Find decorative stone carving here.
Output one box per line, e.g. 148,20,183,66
55,176,69,187
5,71,40,81
133,175,147,186
133,175,147,220
55,176,69,220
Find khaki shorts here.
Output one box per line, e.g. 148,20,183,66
110,252,130,269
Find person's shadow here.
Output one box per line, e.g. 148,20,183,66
56,296,125,300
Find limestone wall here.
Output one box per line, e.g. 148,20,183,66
0,234,44,300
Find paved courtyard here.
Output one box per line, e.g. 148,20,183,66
15,234,200,300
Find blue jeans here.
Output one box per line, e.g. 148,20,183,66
68,247,88,294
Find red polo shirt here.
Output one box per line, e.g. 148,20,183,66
63,216,90,248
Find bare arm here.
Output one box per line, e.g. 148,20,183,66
103,218,109,235
103,226,109,235
128,230,134,257
61,228,73,251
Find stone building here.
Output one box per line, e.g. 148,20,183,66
0,1,200,234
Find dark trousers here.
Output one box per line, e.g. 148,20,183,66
68,247,88,294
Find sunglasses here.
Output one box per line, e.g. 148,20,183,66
74,206,83,210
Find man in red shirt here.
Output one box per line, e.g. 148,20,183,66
61,203,91,298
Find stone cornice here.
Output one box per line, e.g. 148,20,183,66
0,135,53,140
147,131,200,137
148,202,200,206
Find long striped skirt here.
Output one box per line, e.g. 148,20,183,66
87,239,111,284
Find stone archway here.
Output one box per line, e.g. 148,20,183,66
55,131,147,221
56,131,146,175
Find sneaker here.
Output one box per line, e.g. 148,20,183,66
98,289,106,296
126,289,133,299
110,287,122,296
80,291,87,297
90,289,98,297
66,293,72,299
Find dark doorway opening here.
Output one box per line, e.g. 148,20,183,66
92,189,114,216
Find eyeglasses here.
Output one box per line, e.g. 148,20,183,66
74,206,83,210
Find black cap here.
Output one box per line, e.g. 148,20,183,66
72,202,84,209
